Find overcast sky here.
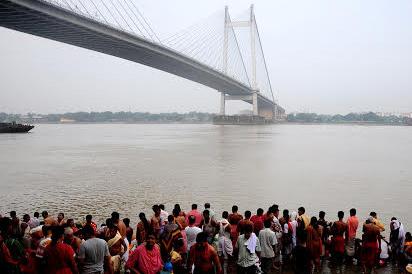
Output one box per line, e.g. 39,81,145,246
1,0,411,114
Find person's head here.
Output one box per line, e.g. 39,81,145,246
188,215,196,225
245,210,252,219
232,205,238,213
123,218,130,227
195,232,208,250
105,218,113,228
319,211,325,220
191,204,198,210
283,209,289,219
9,211,16,218
64,227,74,240
257,208,264,216
108,225,118,238
264,218,272,228
272,205,279,217
172,208,180,217
159,204,165,211
391,217,397,222
57,212,64,221
139,212,146,221
152,205,160,215
338,211,344,220
86,214,92,224
23,214,30,223
243,223,254,239
222,211,229,219
34,212,39,218
204,203,211,209
67,219,75,227
82,224,95,239
0,217,12,236
370,212,377,218
350,208,356,216
41,211,48,219
174,204,181,212
42,225,52,237
51,225,65,244
366,216,374,224
310,216,318,229
145,234,156,249
203,210,210,219
405,232,412,242
111,212,120,222
167,215,174,224
298,207,305,216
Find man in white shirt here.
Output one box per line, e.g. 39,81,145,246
259,219,277,274
185,215,202,251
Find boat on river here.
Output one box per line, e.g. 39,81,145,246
0,122,34,133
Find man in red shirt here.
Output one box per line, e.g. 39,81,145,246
185,204,203,227
250,208,265,236
346,208,359,262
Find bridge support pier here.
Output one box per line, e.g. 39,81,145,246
220,92,226,115
252,92,258,116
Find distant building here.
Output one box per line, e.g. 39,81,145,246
60,118,76,123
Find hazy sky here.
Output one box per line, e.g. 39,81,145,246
1,0,411,114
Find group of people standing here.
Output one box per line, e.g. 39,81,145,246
0,203,411,274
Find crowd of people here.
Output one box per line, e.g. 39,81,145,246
0,203,411,274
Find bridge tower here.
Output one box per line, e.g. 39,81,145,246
220,5,271,119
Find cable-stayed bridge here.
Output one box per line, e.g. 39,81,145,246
0,0,285,121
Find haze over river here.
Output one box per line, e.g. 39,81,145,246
0,124,411,233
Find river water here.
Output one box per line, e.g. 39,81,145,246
0,124,411,235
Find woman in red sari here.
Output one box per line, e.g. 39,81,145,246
43,226,78,274
306,217,323,272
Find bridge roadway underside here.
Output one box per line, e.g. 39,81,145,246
0,0,281,112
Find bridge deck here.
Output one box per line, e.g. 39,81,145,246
0,0,281,110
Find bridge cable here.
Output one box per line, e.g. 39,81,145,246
128,0,161,43
108,0,134,34
120,0,148,39
89,0,110,25
98,0,124,31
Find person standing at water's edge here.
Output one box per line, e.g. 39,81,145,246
186,204,203,227
346,208,358,262
259,218,277,274
330,211,347,264
188,231,222,274
78,225,113,274
361,217,381,274
44,226,78,274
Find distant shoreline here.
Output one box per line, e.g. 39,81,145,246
28,121,411,126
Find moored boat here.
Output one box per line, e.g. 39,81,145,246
0,122,34,133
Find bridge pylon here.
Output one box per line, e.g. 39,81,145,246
218,4,281,123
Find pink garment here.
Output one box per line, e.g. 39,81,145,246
185,210,203,227
126,244,163,274
347,216,359,240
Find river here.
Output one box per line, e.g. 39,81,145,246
0,123,411,235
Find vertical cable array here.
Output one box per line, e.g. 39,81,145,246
41,0,161,44
162,10,250,88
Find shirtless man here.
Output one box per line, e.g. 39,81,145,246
111,212,127,240
361,217,381,273
188,232,222,274
150,205,161,239
330,211,348,264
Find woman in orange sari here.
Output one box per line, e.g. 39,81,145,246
306,216,323,272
